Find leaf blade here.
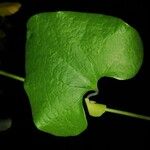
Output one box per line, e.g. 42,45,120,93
24,11,143,136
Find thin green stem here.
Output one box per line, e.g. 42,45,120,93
106,107,150,121
0,70,24,82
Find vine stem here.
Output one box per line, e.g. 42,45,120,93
1,70,150,121
105,107,150,121
85,98,150,121
0,70,25,82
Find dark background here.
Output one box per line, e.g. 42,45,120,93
0,0,149,149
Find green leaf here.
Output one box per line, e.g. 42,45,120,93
24,11,143,136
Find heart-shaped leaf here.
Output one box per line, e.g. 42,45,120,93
24,11,143,136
